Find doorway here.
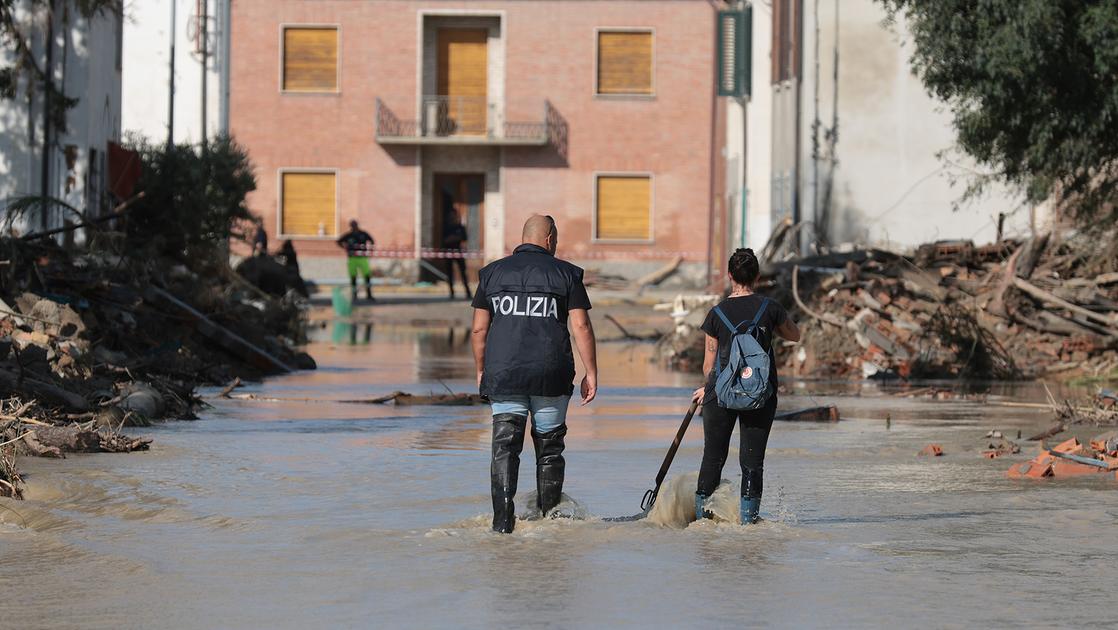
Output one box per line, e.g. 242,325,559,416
425,173,485,283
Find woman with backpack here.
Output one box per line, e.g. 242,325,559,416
690,248,801,525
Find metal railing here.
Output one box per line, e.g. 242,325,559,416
421,95,489,136
376,98,566,153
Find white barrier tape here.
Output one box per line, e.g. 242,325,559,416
350,249,703,261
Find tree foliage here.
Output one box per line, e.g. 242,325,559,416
0,0,122,130
879,0,1118,226
125,135,258,262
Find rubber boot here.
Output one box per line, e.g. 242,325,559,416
350,276,358,303
694,493,712,521
531,424,567,517
491,413,527,533
741,467,763,525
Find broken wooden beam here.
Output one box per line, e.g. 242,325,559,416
774,405,840,422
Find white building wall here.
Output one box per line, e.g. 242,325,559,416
744,0,773,251
726,1,775,252
0,1,122,232
122,0,226,144
797,0,1026,250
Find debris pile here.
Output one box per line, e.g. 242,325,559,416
1007,436,1118,480
0,236,315,499
765,230,1118,381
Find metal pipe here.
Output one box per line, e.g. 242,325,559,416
168,0,177,147
220,0,231,134
201,0,208,143
39,0,57,229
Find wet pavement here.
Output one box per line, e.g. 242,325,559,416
1,321,1116,628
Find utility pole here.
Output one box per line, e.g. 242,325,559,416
200,0,208,144
39,0,57,229
168,0,177,148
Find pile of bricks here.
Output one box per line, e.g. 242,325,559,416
1007,435,1118,480
769,231,1118,382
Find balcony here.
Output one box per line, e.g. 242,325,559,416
375,97,568,157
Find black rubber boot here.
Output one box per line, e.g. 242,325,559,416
741,467,764,524
531,424,567,517
491,413,527,533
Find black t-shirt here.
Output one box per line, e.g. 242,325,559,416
701,295,788,402
471,244,592,397
442,223,468,250
337,229,374,256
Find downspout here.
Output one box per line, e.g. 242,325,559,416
220,0,231,134
705,5,720,293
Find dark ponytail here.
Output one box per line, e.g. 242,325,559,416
728,248,760,286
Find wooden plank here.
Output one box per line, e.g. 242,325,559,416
283,27,338,92
597,176,651,240
437,28,488,134
597,31,653,95
282,172,336,236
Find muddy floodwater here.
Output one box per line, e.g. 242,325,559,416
3,321,1117,628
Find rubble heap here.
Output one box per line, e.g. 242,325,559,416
0,237,314,499
764,231,1118,381
1008,435,1118,480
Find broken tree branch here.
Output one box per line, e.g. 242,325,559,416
792,265,844,328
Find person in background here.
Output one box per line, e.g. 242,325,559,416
251,217,268,257
336,219,375,302
691,248,800,525
471,214,598,534
442,210,472,300
278,239,300,274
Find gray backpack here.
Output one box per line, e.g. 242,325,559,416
712,299,774,410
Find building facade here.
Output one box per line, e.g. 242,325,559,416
0,1,123,233
229,0,726,284
727,0,1026,254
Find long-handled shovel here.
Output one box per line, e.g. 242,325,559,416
605,400,700,522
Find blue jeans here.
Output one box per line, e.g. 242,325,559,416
490,395,571,433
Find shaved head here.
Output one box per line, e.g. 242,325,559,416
521,214,558,253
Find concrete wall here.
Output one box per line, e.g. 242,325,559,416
121,0,226,144
229,0,722,282
797,0,1026,249
0,1,122,233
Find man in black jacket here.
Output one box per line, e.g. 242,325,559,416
441,210,472,300
471,214,598,533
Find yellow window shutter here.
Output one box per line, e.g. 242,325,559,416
597,31,653,95
597,176,651,240
282,172,336,236
283,27,338,92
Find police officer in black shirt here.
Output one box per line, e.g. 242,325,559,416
471,214,598,534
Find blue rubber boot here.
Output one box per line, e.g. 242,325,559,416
741,467,763,524
694,493,712,520
740,497,761,524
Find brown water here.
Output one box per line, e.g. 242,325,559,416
2,320,1116,628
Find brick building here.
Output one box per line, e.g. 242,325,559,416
229,0,727,284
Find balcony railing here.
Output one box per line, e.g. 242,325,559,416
376,97,568,158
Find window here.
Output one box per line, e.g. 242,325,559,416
595,175,652,241
596,30,653,96
280,172,336,236
282,27,338,92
